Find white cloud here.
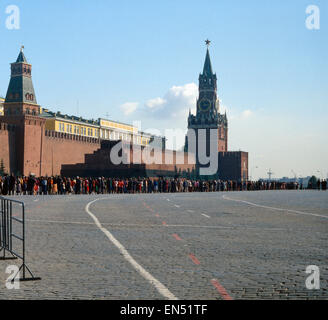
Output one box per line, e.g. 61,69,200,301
242,109,253,118
144,83,198,118
145,97,166,109
120,102,139,115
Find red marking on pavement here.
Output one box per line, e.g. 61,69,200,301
189,254,201,265
162,221,167,226
211,279,233,300
142,202,155,212
172,234,182,241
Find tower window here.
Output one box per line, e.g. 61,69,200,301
25,93,34,101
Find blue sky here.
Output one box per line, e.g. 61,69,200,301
0,0,327,179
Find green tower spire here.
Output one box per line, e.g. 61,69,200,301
5,46,37,106
203,48,214,76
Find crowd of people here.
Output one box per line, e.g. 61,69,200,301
0,174,327,196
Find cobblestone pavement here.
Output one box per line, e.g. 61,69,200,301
0,191,327,300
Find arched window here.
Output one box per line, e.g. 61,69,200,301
25,93,34,101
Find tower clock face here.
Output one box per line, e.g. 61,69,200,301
199,99,211,112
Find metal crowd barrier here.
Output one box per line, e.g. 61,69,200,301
0,196,41,281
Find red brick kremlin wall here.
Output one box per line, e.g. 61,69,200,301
41,130,100,176
0,122,16,174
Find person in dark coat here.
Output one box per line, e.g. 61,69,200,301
27,175,35,195
75,177,81,194
2,174,9,195
322,180,327,191
9,174,15,195
317,179,321,191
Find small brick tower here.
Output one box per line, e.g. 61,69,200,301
3,47,46,176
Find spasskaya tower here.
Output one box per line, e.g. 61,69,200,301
187,40,228,153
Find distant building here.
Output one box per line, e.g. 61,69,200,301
41,111,161,147
258,176,312,188
278,176,312,188
0,97,4,116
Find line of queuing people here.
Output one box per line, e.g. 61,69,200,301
0,175,327,196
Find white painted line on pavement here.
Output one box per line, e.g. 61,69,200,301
201,214,211,219
222,195,328,220
174,205,181,208
85,199,178,300
26,218,288,231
